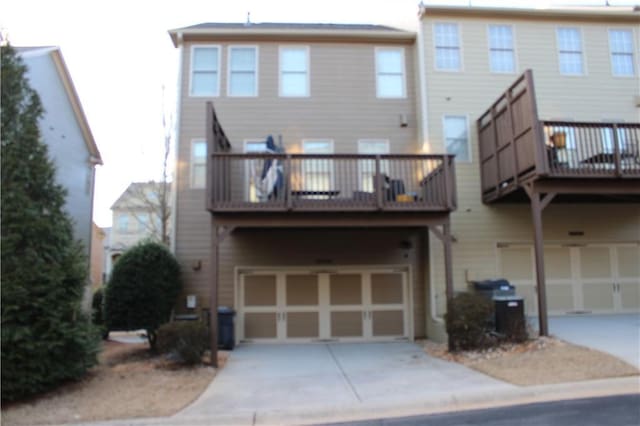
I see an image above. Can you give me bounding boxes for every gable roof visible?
[111,181,171,210]
[16,46,103,165]
[168,22,416,47]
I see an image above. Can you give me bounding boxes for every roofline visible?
[48,48,103,165]
[418,5,639,22]
[168,27,416,47]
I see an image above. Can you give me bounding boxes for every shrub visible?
[91,288,108,339]
[104,241,181,349]
[445,292,495,352]
[1,45,99,401]
[157,321,209,365]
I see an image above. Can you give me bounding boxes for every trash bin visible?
[472,279,515,301]
[493,296,525,338]
[217,306,236,350]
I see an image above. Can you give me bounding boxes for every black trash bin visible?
[217,306,236,350]
[494,296,526,339]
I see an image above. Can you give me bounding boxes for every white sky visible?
[1,0,635,227]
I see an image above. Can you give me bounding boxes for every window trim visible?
[486,24,517,74]
[556,27,587,76]
[608,27,636,77]
[279,45,310,97]
[189,45,221,97]
[357,139,390,191]
[433,22,463,72]
[442,115,472,163]
[190,139,207,189]
[227,45,259,97]
[374,47,407,99]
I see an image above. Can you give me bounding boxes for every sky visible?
[1,0,635,227]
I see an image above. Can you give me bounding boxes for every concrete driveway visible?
[549,314,640,369]
[177,342,513,422]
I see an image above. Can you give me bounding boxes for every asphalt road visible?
[319,394,640,426]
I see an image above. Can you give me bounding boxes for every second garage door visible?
[237,268,411,343]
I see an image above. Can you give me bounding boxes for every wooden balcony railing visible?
[477,70,640,202]
[208,153,457,213]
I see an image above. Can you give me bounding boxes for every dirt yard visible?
[1,339,225,425]
[423,337,639,386]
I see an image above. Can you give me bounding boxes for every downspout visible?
[169,32,183,254]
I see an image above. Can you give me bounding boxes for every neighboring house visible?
[168,22,456,345]
[168,6,639,346]
[18,46,103,311]
[90,223,106,290]
[107,182,172,273]
[418,5,639,339]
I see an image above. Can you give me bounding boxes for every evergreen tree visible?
[1,45,99,401]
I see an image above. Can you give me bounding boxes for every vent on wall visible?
[568,231,585,236]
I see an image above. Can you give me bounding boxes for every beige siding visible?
[421,12,640,339]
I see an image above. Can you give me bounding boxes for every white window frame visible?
[487,24,516,74]
[433,22,462,72]
[357,139,390,191]
[608,28,635,77]
[279,46,310,97]
[244,139,269,202]
[375,47,406,98]
[190,139,207,189]
[442,115,471,163]
[227,45,259,97]
[556,27,585,76]
[117,214,129,233]
[302,139,335,193]
[189,45,221,97]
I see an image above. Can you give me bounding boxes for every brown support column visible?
[529,190,549,337]
[209,217,219,367]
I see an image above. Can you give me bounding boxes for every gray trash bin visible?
[217,306,236,350]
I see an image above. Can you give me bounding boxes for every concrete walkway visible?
[548,314,640,369]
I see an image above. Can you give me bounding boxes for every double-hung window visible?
[190,46,220,96]
[302,140,333,195]
[609,29,635,76]
[191,140,207,189]
[280,46,309,97]
[375,48,405,98]
[228,46,258,96]
[557,28,584,75]
[488,25,515,73]
[443,116,470,162]
[358,140,390,192]
[434,23,461,71]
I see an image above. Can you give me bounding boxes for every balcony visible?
[477,70,640,203]
[208,153,457,214]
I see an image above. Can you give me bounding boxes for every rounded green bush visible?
[104,241,181,348]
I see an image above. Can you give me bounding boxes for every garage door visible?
[237,268,410,343]
[498,243,640,315]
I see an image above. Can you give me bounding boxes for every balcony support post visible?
[429,220,454,303]
[523,183,556,337]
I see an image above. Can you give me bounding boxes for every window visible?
[136,213,149,232]
[117,214,129,233]
[434,23,461,71]
[358,140,390,192]
[375,48,405,98]
[245,139,268,202]
[302,140,333,194]
[443,116,470,162]
[609,29,634,76]
[190,46,220,96]
[488,25,515,73]
[191,140,207,188]
[280,47,309,97]
[557,28,584,75]
[228,46,258,96]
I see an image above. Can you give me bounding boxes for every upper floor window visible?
[190,46,220,96]
[443,115,470,162]
[228,46,258,97]
[191,140,207,189]
[375,47,406,98]
[136,213,149,232]
[488,25,515,73]
[280,46,309,97]
[117,214,129,233]
[609,29,635,76]
[358,139,390,191]
[434,23,461,71]
[557,28,584,75]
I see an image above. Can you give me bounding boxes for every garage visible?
[498,243,640,316]
[236,267,411,343]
